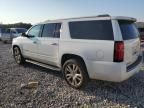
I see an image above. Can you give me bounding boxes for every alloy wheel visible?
[65,63,83,87]
[14,47,21,64]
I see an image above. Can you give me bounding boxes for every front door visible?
[22,25,43,60]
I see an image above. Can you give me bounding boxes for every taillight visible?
[114,41,124,62]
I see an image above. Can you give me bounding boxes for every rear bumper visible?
[86,56,142,82]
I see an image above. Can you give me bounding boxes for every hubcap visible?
[14,47,21,63]
[65,63,83,87]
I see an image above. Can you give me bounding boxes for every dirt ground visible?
[0,41,144,108]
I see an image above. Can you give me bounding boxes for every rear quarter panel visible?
[59,20,115,66]
[59,40,114,63]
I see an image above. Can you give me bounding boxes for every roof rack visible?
[42,14,111,23]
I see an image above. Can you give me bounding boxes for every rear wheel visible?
[13,47,25,64]
[62,59,89,89]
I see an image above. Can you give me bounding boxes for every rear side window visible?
[69,20,113,40]
[42,23,61,38]
[119,20,139,40]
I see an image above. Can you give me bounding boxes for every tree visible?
[136,22,144,28]
[0,22,32,30]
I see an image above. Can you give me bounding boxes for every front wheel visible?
[3,41,7,44]
[62,59,89,89]
[13,47,25,64]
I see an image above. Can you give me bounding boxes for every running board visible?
[26,60,61,71]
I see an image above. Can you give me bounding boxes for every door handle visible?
[51,43,58,46]
[33,41,37,44]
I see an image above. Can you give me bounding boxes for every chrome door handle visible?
[51,43,58,46]
[33,41,37,44]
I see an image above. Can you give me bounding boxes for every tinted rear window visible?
[138,28,144,32]
[119,20,139,40]
[69,20,114,40]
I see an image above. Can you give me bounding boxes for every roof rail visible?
[97,14,110,17]
[42,14,111,24]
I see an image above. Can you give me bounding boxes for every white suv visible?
[12,15,142,88]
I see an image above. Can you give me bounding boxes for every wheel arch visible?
[61,53,89,77]
[12,44,23,55]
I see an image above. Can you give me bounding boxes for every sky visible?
[0,0,144,24]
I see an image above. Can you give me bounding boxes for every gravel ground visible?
[0,41,144,108]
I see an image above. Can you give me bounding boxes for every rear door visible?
[37,23,61,66]
[118,20,140,66]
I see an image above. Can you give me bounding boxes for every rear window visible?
[69,20,114,40]
[138,28,144,33]
[119,20,139,40]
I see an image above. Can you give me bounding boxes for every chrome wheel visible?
[65,63,83,87]
[14,47,21,64]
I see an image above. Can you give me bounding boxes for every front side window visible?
[69,20,113,40]
[28,25,42,37]
[42,23,61,38]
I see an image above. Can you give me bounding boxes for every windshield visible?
[16,29,27,33]
[119,20,139,40]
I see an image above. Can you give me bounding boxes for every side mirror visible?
[21,32,27,37]
[22,33,35,38]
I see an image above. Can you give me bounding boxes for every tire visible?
[13,46,25,64]
[62,59,89,89]
[3,41,7,44]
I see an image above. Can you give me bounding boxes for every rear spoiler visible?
[112,16,136,22]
